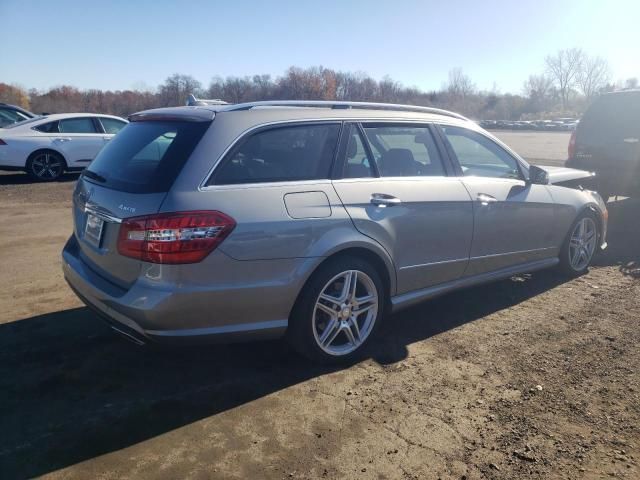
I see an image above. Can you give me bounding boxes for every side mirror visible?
[528,165,549,185]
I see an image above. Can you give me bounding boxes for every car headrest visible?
[380,148,417,176]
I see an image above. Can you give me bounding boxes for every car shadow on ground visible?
[0,171,80,185]
[1,199,638,479]
[593,197,640,275]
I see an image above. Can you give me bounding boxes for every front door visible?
[332,123,474,295]
[438,125,556,276]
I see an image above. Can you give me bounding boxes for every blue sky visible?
[1,0,638,94]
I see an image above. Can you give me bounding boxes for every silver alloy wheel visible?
[568,217,597,271]
[31,152,63,179]
[312,270,379,356]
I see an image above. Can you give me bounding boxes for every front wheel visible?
[559,211,599,276]
[287,257,385,364]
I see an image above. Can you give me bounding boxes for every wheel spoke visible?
[319,293,341,309]
[319,319,340,347]
[349,317,361,340]
[337,271,354,302]
[316,301,337,317]
[343,323,357,346]
[571,247,581,267]
[353,303,376,316]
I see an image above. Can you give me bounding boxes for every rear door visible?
[74,119,211,288]
[331,123,474,295]
[438,125,556,275]
[56,117,106,167]
[575,92,640,194]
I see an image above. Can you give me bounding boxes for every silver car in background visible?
[62,101,607,363]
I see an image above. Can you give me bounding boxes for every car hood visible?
[537,165,595,184]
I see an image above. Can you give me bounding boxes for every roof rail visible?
[222,100,468,120]
[186,94,229,107]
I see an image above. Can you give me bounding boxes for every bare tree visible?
[446,68,476,99]
[545,48,585,110]
[158,74,202,107]
[577,56,611,99]
[523,74,553,100]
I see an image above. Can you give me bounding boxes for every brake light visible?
[117,211,235,264]
[568,130,576,159]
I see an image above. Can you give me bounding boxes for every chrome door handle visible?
[54,138,71,142]
[477,193,498,205]
[623,138,639,144]
[371,193,402,206]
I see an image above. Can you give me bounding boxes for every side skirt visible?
[390,257,559,313]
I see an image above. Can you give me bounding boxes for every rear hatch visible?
[73,116,212,289]
[573,91,640,182]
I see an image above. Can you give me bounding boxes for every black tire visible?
[558,210,600,277]
[287,256,386,364]
[26,150,66,181]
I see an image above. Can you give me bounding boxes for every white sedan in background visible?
[0,113,127,181]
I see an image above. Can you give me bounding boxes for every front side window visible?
[441,125,522,179]
[100,117,127,134]
[59,118,98,134]
[212,123,340,185]
[362,125,446,177]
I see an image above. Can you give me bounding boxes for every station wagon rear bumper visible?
[61,235,311,345]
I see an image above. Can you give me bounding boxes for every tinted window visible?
[343,125,375,178]
[85,121,210,193]
[579,92,640,141]
[59,118,97,134]
[34,121,59,133]
[100,117,127,134]
[212,124,340,185]
[363,125,445,177]
[0,109,29,127]
[442,126,521,179]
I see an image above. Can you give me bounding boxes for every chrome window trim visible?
[198,117,469,191]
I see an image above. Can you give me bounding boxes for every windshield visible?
[84,120,211,193]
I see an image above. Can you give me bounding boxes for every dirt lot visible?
[493,131,571,167]
[1,136,639,479]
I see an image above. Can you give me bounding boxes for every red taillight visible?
[568,130,576,159]
[0,139,7,145]
[117,210,236,264]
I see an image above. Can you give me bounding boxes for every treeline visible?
[1,48,637,120]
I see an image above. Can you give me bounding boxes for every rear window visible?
[211,123,341,185]
[579,92,640,140]
[84,121,210,193]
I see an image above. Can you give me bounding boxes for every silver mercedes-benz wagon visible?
[62,101,607,363]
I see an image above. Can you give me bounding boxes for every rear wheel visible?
[26,151,65,181]
[287,257,385,364]
[559,211,599,276]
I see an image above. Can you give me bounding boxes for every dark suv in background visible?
[567,90,640,200]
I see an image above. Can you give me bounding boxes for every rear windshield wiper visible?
[83,169,107,183]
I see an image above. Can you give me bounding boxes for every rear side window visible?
[100,117,127,134]
[579,93,640,141]
[59,118,98,133]
[212,123,340,185]
[34,121,59,133]
[85,121,210,193]
[363,125,446,177]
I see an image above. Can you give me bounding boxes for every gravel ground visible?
[493,131,571,167]
[1,132,638,479]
